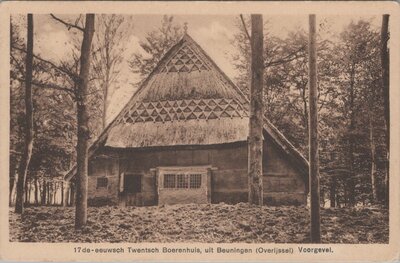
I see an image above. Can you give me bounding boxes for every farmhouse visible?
[64,33,309,206]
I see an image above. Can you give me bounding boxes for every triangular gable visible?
[65,34,309,184]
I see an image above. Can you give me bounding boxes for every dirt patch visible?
[9,203,388,243]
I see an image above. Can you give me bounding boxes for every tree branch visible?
[11,44,79,81]
[10,149,23,156]
[265,46,306,67]
[34,80,75,95]
[10,53,25,76]
[50,14,84,32]
[239,14,251,43]
[16,77,75,96]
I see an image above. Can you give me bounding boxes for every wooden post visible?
[15,14,34,214]
[248,14,264,206]
[75,14,95,229]
[308,14,321,243]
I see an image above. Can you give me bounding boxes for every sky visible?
[12,14,381,123]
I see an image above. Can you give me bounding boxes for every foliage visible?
[9,15,105,186]
[128,15,183,77]
[231,17,388,206]
[9,204,388,243]
[10,17,76,183]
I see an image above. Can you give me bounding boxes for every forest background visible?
[9,14,389,208]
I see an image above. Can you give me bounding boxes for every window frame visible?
[158,166,209,190]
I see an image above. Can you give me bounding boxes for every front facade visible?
[66,34,309,206]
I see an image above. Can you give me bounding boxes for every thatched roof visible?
[105,34,248,148]
[108,118,249,148]
[65,33,309,182]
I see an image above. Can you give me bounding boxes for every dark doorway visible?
[124,174,142,193]
[123,174,142,206]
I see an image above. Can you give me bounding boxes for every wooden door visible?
[123,173,142,206]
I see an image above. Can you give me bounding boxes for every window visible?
[189,174,202,188]
[164,174,176,188]
[177,174,189,188]
[96,177,108,188]
[124,174,142,193]
[162,173,202,189]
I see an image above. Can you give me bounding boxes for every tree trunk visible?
[63,181,70,207]
[381,14,389,208]
[301,86,309,139]
[41,180,46,205]
[308,14,321,243]
[347,61,356,207]
[9,160,18,206]
[49,183,53,205]
[320,187,325,207]
[369,117,378,203]
[25,181,31,205]
[61,181,64,206]
[34,177,39,205]
[23,181,28,204]
[47,182,50,205]
[70,183,76,206]
[330,176,336,208]
[51,182,55,205]
[75,14,95,229]
[248,14,264,206]
[39,182,45,205]
[15,14,34,214]
[54,182,58,205]
[102,76,109,128]
[9,176,16,206]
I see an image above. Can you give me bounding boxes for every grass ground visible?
[9,203,388,243]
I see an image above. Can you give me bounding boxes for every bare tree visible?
[75,14,95,229]
[45,14,95,228]
[15,14,34,214]
[380,14,389,207]
[308,14,321,243]
[369,116,378,202]
[92,15,131,128]
[248,14,264,206]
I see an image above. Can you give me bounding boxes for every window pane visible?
[164,174,176,188]
[189,174,202,188]
[176,174,188,188]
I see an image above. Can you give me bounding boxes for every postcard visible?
[0,1,399,262]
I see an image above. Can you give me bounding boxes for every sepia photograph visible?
[1,1,399,262]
